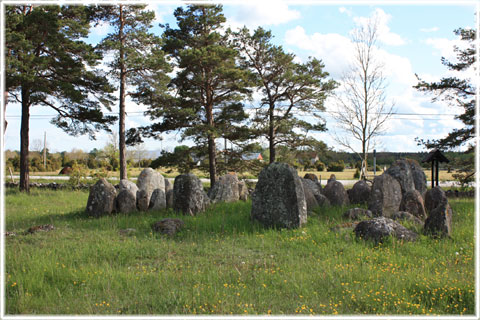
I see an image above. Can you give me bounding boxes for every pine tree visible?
[96,4,170,179]
[129,5,251,187]
[235,27,337,163]
[5,5,116,192]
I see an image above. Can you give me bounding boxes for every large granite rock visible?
[424,201,452,238]
[116,189,137,213]
[209,173,240,203]
[86,178,116,217]
[136,168,165,204]
[301,178,328,212]
[348,180,371,204]
[424,186,453,238]
[118,179,138,199]
[149,188,166,211]
[303,173,318,182]
[385,159,427,196]
[136,189,149,212]
[354,216,418,243]
[173,173,210,215]
[424,186,448,214]
[399,190,427,219]
[251,162,307,229]
[323,180,349,206]
[368,174,402,217]
[166,189,174,209]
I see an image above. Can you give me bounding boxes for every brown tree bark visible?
[118,5,127,180]
[19,87,30,192]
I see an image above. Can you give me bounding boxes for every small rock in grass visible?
[26,224,55,234]
[343,208,373,220]
[152,218,185,236]
[354,216,418,243]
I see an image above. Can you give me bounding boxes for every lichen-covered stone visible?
[116,189,137,213]
[238,180,249,201]
[209,173,240,203]
[149,188,166,211]
[323,180,349,206]
[368,174,402,217]
[118,179,138,199]
[173,173,210,215]
[136,168,165,204]
[86,178,116,217]
[251,162,307,229]
[152,218,184,236]
[136,189,149,212]
[385,159,426,196]
[348,180,371,204]
[354,216,418,243]
[425,186,448,214]
[399,190,427,219]
[166,189,174,209]
[424,202,452,238]
[390,211,423,225]
[303,173,318,182]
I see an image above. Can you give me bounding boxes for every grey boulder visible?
[149,188,166,211]
[251,162,307,229]
[209,173,240,203]
[368,173,402,217]
[173,173,210,215]
[86,178,116,217]
[348,180,371,204]
[137,168,165,204]
[354,216,418,243]
[116,189,137,213]
[323,180,349,206]
[343,208,373,220]
[399,190,427,219]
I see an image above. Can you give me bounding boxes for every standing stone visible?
[137,168,165,204]
[385,159,427,196]
[399,190,427,219]
[166,189,174,209]
[390,211,423,225]
[251,162,307,229]
[149,188,166,211]
[209,173,240,203]
[354,216,418,243]
[173,173,210,215]
[86,178,116,217]
[238,180,249,201]
[165,178,172,193]
[118,179,138,199]
[348,180,371,204]
[323,180,349,206]
[424,186,448,214]
[327,174,336,184]
[408,159,427,196]
[116,189,137,213]
[368,173,402,217]
[136,189,149,212]
[301,178,327,212]
[424,201,452,238]
[303,173,318,182]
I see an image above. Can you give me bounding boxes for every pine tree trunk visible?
[206,102,217,187]
[118,5,127,180]
[19,87,30,192]
[269,105,275,164]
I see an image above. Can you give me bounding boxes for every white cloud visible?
[339,7,353,17]
[353,8,406,46]
[420,27,439,33]
[226,2,300,30]
[90,21,111,37]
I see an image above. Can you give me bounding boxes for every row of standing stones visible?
[86,159,452,241]
[250,159,452,243]
[86,168,248,235]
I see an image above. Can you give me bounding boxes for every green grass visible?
[4,189,475,315]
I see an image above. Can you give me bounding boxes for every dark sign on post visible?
[422,148,450,188]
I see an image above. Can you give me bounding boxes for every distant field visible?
[4,189,475,316]
[13,167,458,182]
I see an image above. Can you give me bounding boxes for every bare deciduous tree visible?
[332,17,394,179]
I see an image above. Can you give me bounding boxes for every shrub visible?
[327,160,345,172]
[315,161,325,172]
[353,168,360,179]
[67,163,88,187]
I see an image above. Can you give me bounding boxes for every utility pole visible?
[43,131,47,169]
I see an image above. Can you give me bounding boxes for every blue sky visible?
[3,1,478,154]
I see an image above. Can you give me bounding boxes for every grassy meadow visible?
[4,188,475,315]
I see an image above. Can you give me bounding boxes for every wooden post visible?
[435,159,439,187]
[431,161,434,188]
[9,167,14,183]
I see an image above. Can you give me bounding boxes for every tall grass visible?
[4,188,475,315]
